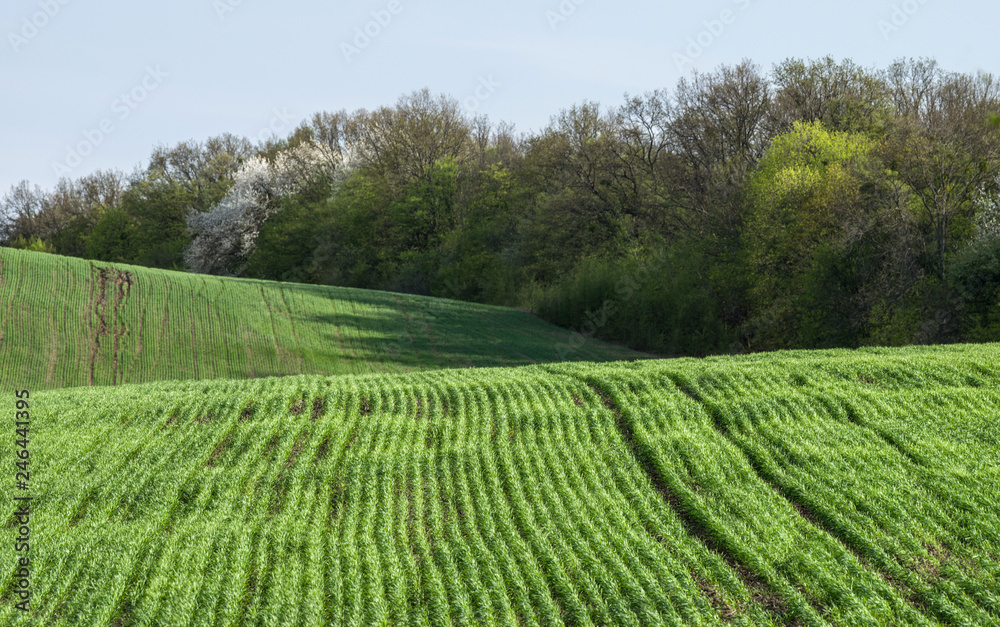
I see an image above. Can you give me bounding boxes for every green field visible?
[0,248,642,390]
[2,344,998,625]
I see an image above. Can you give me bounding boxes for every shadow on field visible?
[267,281,646,371]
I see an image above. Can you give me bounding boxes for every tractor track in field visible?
[820,395,927,467]
[87,263,96,386]
[0,257,6,356]
[45,311,57,385]
[580,378,796,625]
[59,261,73,386]
[277,286,305,374]
[124,294,146,384]
[190,318,198,378]
[665,375,948,625]
[261,287,286,370]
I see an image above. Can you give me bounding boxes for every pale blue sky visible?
[2,0,997,194]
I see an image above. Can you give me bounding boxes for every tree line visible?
[4,56,1000,356]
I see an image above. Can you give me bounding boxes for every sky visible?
[1,0,998,195]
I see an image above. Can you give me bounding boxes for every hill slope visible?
[3,344,999,625]
[0,248,643,390]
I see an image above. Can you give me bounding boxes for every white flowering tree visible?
[975,176,1000,242]
[184,141,351,274]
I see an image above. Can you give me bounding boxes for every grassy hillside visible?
[3,344,998,625]
[0,248,642,390]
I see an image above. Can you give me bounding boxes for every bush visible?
[534,245,733,356]
[10,236,56,254]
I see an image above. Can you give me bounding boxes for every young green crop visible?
[0,247,643,390]
[1,330,998,624]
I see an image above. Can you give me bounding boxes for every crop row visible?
[551,344,1000,624]
[0,369,775,625]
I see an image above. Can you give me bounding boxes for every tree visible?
[769,56,890,135]
[85,208,138,263]
[244,176,336,282]
[289,110,356,176]
[950,181,1000,339]
[1,171,127,255]
[8,236,56,254]
[307,168,395,288]
[146,133,254,214]
[185,141,345,274]
[883,63,1000,279]
[744,120,880,347]
[346,89,472,191]
[884,57,940,119]
[525,101,631,246]
[0,181,45,244]
[666,60,772,239]
[613,90,675,232]
[120,172,196,268]
[390,157,459,251]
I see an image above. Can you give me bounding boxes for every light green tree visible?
[744,120,878,347]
